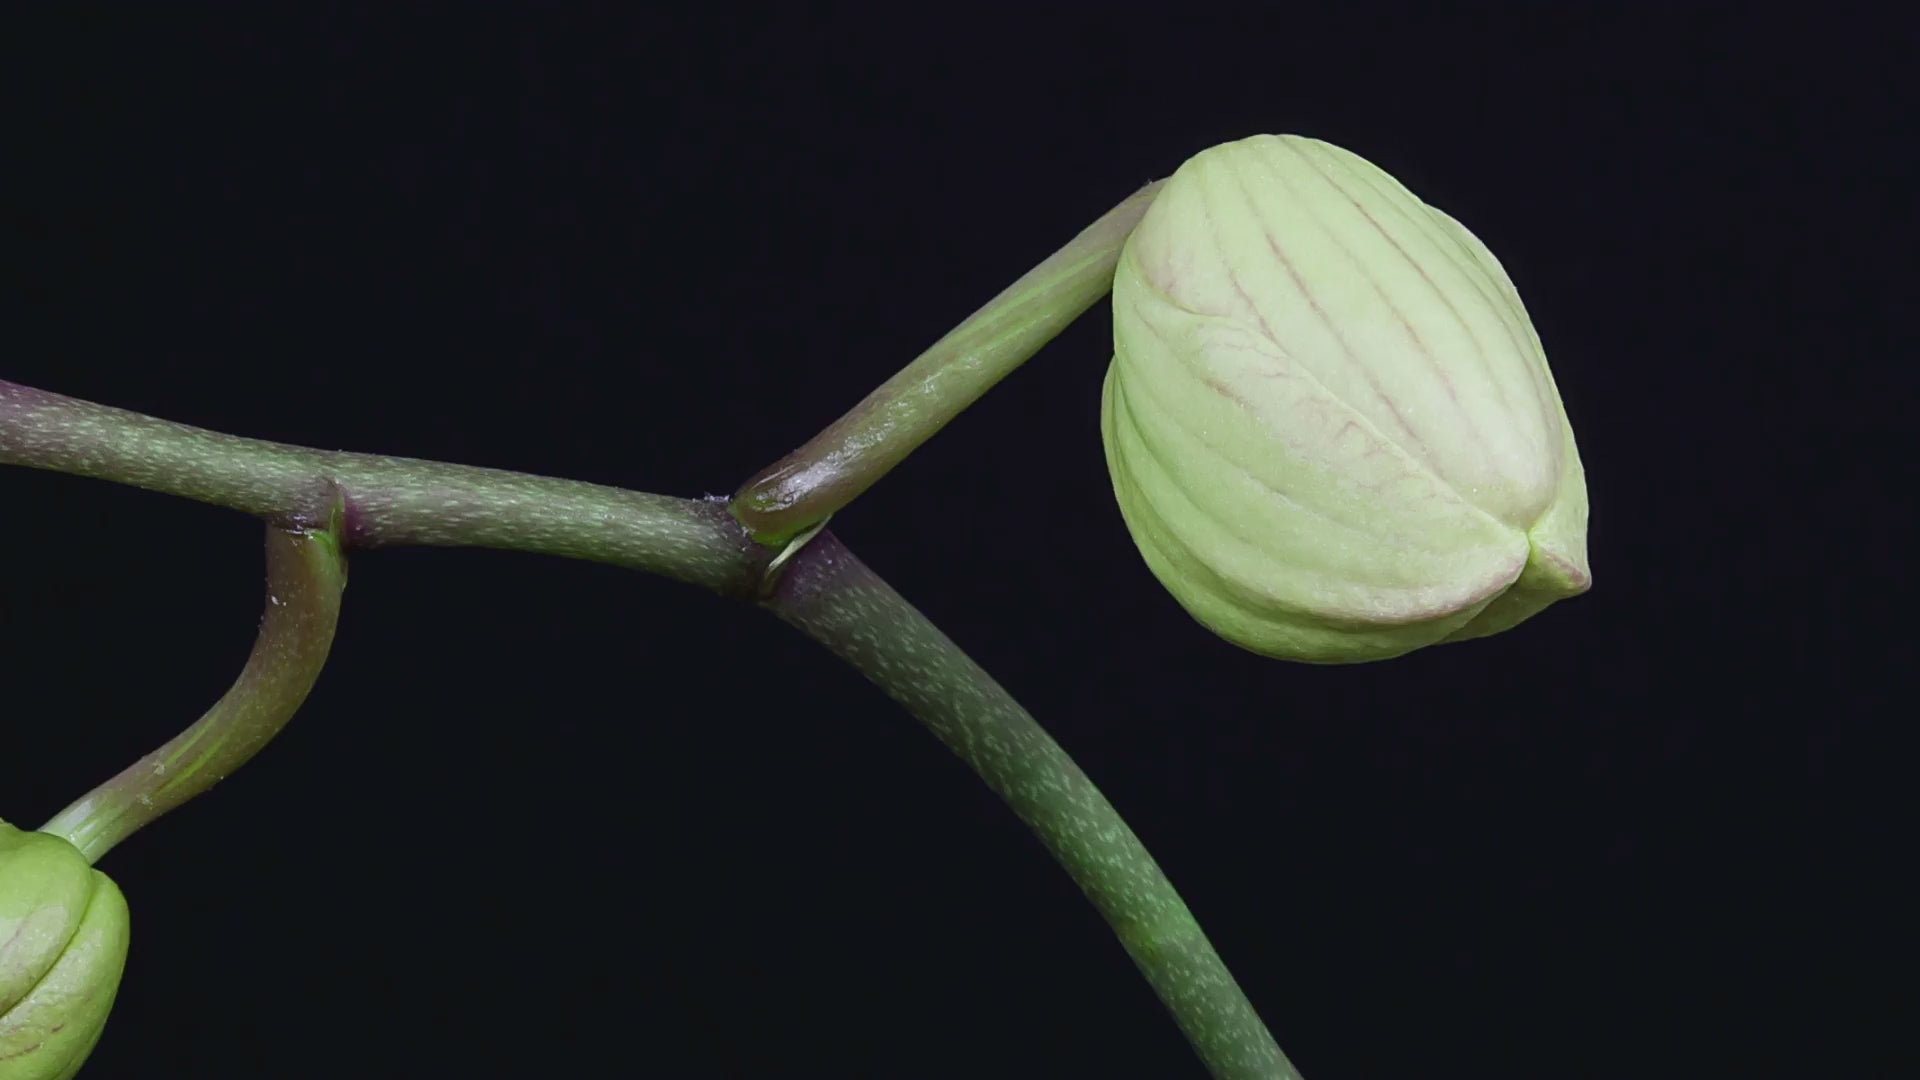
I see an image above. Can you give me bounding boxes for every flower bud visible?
[1,821,130,1080]
[1102,134,1589,663]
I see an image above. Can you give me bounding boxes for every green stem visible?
[765,530,1299,1080]
[0,380,769,596]
[730,180,1163,546]
[3,381,1298,1076]
[40,519,348,863]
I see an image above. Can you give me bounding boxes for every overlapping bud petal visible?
[1102,134,1589,662]
[1,821,129,1080]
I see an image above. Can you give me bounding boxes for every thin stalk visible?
[40,519,348,863]
[0,380,768,597]
[5,382,1299,1075]
[731,180,1163,546]
[765,530,1299,1080]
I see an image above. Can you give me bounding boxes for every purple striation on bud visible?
[1102,134,1590,663]
[1,822,130,1080]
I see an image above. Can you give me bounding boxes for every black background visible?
[2,7,1888,1079]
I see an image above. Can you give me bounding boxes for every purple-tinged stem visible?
[730,180,1163,546]
[40,520,347,863]
[6,379,1299,1075]
[0,380,770,598]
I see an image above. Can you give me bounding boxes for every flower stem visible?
[40,519,348,863]
[730,180,1163,546]
[765,530,1300,1080]
[4,381,1300,1075]
[0,380,769,596]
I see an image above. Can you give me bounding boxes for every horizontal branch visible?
[0,380,771,597]
[4,376,1297,1077]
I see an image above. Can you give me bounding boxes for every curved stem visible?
[40,518,348,863]
[0,380,769,597]
[5,380,1298,1074]
[731,180,1162,546]
[765,531,1300,1080]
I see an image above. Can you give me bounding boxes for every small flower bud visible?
[1,821,130,1080]
[1102,134,1589,662]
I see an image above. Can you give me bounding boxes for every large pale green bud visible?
[0,821,130,1080]
[1102,134,1590,663]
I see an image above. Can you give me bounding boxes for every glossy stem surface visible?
[765,530,1299,1080]
[41,521,348,863]
[731,180,1163,545]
